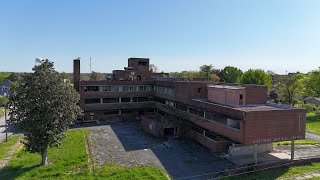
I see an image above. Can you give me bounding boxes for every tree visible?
[240,69,272,88]
[303,70,320,97]
[199,64,213,81]
[90,71,105,80]
[0,96,8,106]
[277,74,304,106]
[268,89,279,103]
[220,66,243,83]
[0,72,10,82]
[149,64,159,72]
[8,60,82,166]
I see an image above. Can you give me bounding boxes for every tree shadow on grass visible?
[0,164,40,180]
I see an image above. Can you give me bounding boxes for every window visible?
[103,98,119,103]
[189,108,204,118]
[240,94,243,100]
[84,86,99,92]
[197,88,202,93]
[85,98,100,104]
[104,110,119,115]
[138,61,147,66]
[121,97,131,102]
[176,103,188,112]
[191,126,203,135]
[102,86,119,92]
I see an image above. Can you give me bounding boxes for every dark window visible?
[121,97,131,102]
[85,98,100,104]
[121,110,133,114]
[132,97,138,102]
[103,98,119,103]
[176,103,188,112]
[205,112,227,125]
[240,94,243,100]
[104,111,119,115]
[191,126,203,134]
[197,87,202,93]
[84,86,99,91]
[205,131,217,140]
[189,108,204,118]
[154,97,166,104]
[138,61,147,66]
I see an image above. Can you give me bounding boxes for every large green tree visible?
[0,72,10,82]
[277,74,304,106]
[220,66,243,83]
[8,60,82,166]
[240,69,272,88]
[90,71,105,80]
[303,70,320,97]
[0,96,8,106]
[199,64,213,81]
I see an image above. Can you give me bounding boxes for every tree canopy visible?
[240,69,272,88]
[303,70,320,97]
[8,60,82,166]
[277,74,304,106]
[220,66,243,83]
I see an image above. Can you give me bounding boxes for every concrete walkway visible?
[0,137,21,169]
[306,132,320,142]
[280,172,320,180]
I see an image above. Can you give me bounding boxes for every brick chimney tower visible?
[73,58,80,92]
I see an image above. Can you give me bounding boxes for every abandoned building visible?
[73,58,306,157]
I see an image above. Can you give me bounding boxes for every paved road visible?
[306,132,320,142]
[0,113,11,143]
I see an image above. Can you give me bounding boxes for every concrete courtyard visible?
[85,121,230,179]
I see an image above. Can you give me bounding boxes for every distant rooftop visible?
[207,85,245,90]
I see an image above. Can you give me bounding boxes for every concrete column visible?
[291,140,295,160]
[187,107,190,113]
[203,130,206,136]
[253,144,258,165]
[130,97,133,103]
[119,110,122,115]
[119,97,122,103]
[100,98,103,104]
[204,112,206,119]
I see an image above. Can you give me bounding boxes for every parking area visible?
[86,121,229,179]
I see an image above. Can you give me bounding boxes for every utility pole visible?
[4,102,7,142]
[90,57,92,73]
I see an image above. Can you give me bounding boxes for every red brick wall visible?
[244,109,306,144]
[244,85,268,104]
[187,131,231,152]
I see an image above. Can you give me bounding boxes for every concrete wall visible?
[228,143,273,156]
[141,116,164,138]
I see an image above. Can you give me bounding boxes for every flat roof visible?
[207,85,245,90]
[193,99,298,112]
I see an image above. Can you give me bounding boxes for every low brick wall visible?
[141,116,164,138]
[187,130,231,152]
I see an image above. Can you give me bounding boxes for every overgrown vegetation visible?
[306,112,320,135]
[0,135,20,160]
[0,129,168,180]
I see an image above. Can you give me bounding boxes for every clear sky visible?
[0,0,320,74]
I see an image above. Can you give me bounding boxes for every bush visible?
[295,103,318,113]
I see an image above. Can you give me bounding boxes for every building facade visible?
[74,58,306,153]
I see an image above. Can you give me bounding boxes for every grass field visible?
[224,162,320,180]
[306,112,320,135]
[274,139,320,145]
[0,129,168,180]
[0,135,20,160]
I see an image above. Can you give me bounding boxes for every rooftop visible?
[207,85,245,90]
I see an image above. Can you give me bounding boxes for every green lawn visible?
[0,135,20,160]
[306,112,320,135]
[224,162,320,180]
[273,139,320,146]
[0,129,168,180]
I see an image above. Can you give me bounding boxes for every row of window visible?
[84,97,153,104]
[84,85,153,92]
[83,85,175,94]
[156,86,174,95]
[154,97,240,130]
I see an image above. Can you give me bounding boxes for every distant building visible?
[0,79,12,96]
[304,96,320,106]
[73,58,306,156]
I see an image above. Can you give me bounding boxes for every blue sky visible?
[0,0,320,74]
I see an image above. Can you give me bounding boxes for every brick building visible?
[74,58,306,155]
